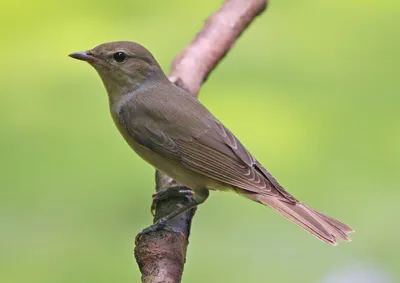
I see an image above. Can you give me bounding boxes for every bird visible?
[69,41,353,245]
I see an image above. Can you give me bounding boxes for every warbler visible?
[70,41,353,245]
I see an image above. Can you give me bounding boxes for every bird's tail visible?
[254,195,354,245]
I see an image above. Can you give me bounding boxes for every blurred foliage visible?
[0,0,399,282]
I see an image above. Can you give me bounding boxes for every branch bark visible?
[134,1,268,282]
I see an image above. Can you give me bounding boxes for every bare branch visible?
[170,0,268,95]
[134,1,268,282]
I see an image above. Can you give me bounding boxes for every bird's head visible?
[70,41,166,99]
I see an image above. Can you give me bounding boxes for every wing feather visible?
[117,90,296,202]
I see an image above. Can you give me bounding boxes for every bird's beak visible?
[69,51,96,62]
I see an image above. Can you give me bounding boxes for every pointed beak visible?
[69,51,95,62]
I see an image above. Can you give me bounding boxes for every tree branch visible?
[134,1,268,282]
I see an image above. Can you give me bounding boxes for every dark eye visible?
[113,52,127,62]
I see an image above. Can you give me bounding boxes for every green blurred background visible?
[1,0,399,282]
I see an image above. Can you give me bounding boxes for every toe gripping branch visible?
[135,171,209,244]
[134,172,209,280]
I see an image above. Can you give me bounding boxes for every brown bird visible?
[70,41,354,245]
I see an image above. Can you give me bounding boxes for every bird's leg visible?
[151,185,195,216]
[137,188,209,243]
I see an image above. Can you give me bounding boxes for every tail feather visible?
[256,196,353,245]
[312,209,354,233]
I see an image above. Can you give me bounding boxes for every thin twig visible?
[134,1,268,282]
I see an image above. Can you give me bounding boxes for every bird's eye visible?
[113,52,127,62]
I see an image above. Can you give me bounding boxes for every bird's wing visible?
[117,87,296,202]
[119,95,297,203]
[194,119,297,202]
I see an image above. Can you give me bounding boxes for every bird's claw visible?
[150,188,195,216]
[135,221,185,245]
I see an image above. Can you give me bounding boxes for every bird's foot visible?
[135,220,185,244]
[151,187,195,216]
